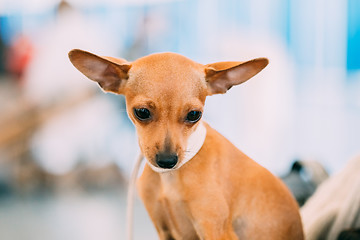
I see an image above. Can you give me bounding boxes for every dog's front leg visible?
[188,197,238,240]
[144,201,177,240]
[157,228,175,240]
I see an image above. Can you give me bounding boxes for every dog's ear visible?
[68,49,131,94]
[204,58,269,95]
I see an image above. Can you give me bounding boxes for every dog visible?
[69,49,304,240]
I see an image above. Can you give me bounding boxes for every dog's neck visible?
[147,121,207,173]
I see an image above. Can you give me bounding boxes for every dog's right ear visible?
[68,49,131,94]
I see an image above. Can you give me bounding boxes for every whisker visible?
[184,150,196,153]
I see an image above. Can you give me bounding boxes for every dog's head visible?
[69,50,268,171]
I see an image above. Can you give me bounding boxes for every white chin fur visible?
[147,121,207,173]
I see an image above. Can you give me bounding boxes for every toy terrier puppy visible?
[69,49,303,240]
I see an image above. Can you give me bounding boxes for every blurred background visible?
[0,0,359,239]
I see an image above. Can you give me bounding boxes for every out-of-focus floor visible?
[0,190,157,240]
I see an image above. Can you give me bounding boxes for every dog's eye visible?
[134,108,151,121]
[186,111,202,123]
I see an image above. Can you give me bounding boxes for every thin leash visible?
[126,153,144,240]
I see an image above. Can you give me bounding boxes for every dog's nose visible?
[156,153,178,169]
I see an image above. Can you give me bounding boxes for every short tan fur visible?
[69,49,303,240]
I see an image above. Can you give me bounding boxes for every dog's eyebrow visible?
[183,100,204,112]
[133,100,156,110]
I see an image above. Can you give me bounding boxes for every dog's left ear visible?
[204,58,269,95]
[68,49,131,94]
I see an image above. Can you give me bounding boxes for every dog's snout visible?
[156,153,178,169]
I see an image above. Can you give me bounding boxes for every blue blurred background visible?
[0,0,359,239]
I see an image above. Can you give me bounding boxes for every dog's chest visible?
[160,173,182,200]
[159,173,197,238]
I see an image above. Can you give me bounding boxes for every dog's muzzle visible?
[147,121,207,173]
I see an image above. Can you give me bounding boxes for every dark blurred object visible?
[56,0,72,15]
[338,229,360,240]
[0,28,6,75]
[53,162,127,192]
[301,155,360,240]
[0,177,12,197]
[281,160,329,206]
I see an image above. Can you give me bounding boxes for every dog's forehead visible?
[132,52,201,69]
[126,52,206,96]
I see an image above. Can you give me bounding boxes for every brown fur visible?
[69,49,304,240]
